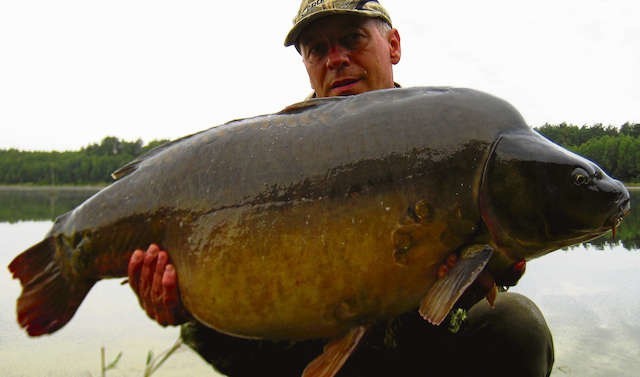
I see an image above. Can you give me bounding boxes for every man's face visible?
[298,15,401,98]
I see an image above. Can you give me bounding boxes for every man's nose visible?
[326,44,350,70]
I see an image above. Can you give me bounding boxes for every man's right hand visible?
[128,244,191,326]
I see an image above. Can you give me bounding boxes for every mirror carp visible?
[9,87,630,377]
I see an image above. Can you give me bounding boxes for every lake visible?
[1,187,639,376]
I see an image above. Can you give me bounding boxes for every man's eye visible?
[307,43,328,58]
[342,33,365,49]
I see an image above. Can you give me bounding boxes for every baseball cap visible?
[284,0,392,47]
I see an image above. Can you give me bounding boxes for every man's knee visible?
[460,292,554,377]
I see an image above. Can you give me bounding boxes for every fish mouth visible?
[552,195,630,244]
[606,197,631,238]
[487,196,631,260]
[609,195,630,224]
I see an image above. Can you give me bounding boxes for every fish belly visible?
[174,191,461,340]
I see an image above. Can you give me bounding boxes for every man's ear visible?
[389,29,401,64]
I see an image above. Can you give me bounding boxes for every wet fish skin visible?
[8,87,629,342]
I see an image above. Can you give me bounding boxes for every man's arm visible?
[128,244,191,325]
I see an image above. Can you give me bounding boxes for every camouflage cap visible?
[284,0,392,47]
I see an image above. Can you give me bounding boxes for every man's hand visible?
[128,244,190,326]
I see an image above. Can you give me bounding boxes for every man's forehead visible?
[299,15,373,43]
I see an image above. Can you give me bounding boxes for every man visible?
[128,1,555,376]
[289,1,400,98]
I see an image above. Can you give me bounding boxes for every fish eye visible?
[572,168,590,186]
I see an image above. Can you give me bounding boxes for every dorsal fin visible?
[113,97,340,180]
[110,130,207,180]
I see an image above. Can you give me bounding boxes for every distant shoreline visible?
[0,185,104,191]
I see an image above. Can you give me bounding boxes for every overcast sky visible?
[1,1,638,151]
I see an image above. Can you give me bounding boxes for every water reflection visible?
[512,243,640,377]
[0,187,99,223]
[588,188,640,250]
[1,221,216,377]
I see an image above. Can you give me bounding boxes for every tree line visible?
[1,122,640,185]
[0,137,168,185]
[536,122,640,182]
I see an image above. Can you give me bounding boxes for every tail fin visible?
[8,238,95,336]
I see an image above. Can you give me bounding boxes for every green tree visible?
[0,137,169,185]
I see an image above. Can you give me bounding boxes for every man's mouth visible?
[331,78,360,90]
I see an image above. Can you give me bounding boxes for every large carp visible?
[9,87,629,376]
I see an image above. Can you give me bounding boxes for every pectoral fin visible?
[419,245,493,325]
[301,325,367,377]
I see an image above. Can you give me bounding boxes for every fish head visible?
[479,130,630,261]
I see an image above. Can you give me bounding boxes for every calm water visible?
[1,188,639,376]
[0,188,216,377]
